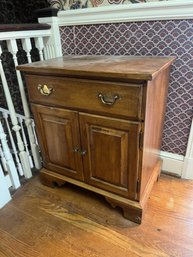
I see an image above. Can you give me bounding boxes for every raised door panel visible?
[31,104,83,180]
[79,113,141,199]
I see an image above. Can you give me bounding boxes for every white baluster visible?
[47,45,51,59]
[0,144,8,172]
[51,45,55,58]
[35,37,44,61]
[0,163,11,208]
[0,44,32,179]
[32,120,38,145]
[0,120,20,189]
[3,112,23,176]
[7,39,42,170]
[19,117,33,168]
[43,37,51,59]
[43,45,48,60]
[21,38,32,63]
[49,45,54,58]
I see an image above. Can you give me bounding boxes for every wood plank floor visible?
[0,175,193,257]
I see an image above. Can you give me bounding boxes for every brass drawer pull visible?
[98,92,119,106]
[37,84,53,96]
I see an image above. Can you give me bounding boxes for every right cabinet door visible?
[79,113,141,199]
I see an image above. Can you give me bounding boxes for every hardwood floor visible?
[0,175,193,257]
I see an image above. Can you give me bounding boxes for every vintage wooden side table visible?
[18,55,175,223]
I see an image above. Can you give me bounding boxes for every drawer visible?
[26,75,144,120]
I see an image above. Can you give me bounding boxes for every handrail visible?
[0,20,62,206]
[0,23,51,32]
[0,23,54,180]
[0,24,52,40]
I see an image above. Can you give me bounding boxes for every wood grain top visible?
[17,55,175,81]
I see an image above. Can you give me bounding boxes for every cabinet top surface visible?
[17,55,175,81]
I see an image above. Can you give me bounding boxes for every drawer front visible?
[26,75,143,120]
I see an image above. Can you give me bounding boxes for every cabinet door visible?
[32,104,84,180]
[79,113,140,199]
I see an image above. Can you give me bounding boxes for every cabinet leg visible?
[105,197,117,208]
[157,173,161,182]
[157,159,163,182]
[122,206,142,224]
[105,197,142,224]
[40,172,66,188]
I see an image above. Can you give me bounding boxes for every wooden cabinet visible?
[18,55,175,223]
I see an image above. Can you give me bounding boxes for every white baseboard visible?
[160,151,184,177]
[182,157,193,179]
[182,119,193,179]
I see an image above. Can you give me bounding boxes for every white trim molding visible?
[182,119,193,179]
[160,151,184,177]
[57,0,193,26]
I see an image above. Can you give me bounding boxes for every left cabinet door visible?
[32,104,84,181]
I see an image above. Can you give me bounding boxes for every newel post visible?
[35,8,62,59]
